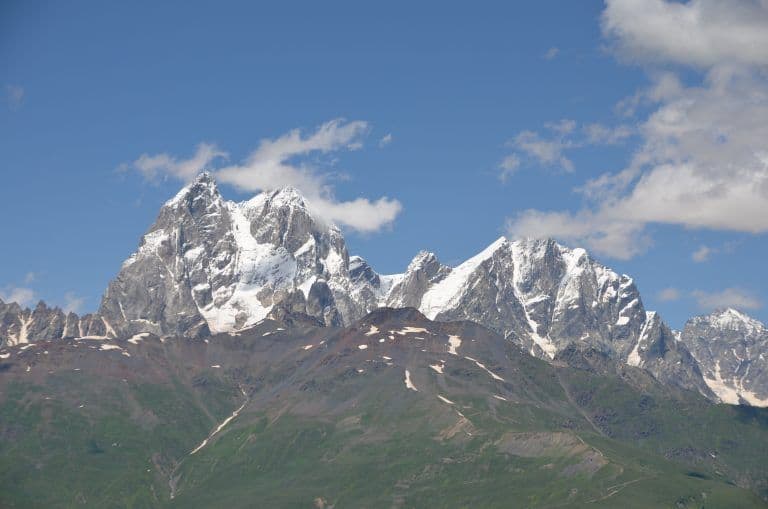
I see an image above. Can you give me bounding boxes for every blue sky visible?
[1,0,767,328]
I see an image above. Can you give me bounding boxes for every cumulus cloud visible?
[691,245,713,263]
[601,0,768,68]
[127,119,402,233]
[0,287,36,307]
[505,0,768,259]
[657,287,681,302]
[62,292,85,313]
[5,85,24,111]
[692,287,762,311]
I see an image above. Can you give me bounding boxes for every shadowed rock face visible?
[679,308,768,405]
[2,174,764,405]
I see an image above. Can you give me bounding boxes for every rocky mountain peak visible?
[704,308,766,334]
[679,308,768,406]
[165,171,222,210]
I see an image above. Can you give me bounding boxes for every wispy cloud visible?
[62,292,85,313]
[498,154,521,183]
[0,287,36,307]
[657,287,681,302]
[23,272,37,284]
[691,245,714,263]
[378,133,393,147]
[5,85,24,111]
[692,288,762,312]
[543,47,560,60]
[131,143,227,183]
[125,119,402,233]
[499,119,634,180]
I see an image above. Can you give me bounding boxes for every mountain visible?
[379,237,713,399]
[1,173,764,406]
[680,308,768,406]
[1,309,767,507]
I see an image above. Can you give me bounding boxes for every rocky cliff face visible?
[0,299,110,346]
[2,173,761,404]
[679,308,768,405]
[379,237,712,398]
[97,173,387,338]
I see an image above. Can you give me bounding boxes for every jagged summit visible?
[704,307,765,333]
[679,308,768,406]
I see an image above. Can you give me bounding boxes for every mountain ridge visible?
[1,173,766,407]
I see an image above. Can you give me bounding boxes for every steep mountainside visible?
[1,309,767,508]
[680,308,768,406]
[378,237,712,398]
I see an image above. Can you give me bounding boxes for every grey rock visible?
[679,308,768,405]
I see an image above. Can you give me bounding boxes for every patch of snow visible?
[358,344,368,350]
[493,395,507,401]
[190,387,248,455]
[404,369,418,391]
[420,237,507,319]
[364,325,380,336]
[448,335,461,355]
[429,363,444,374]
[627,312,654,367]
[704,361,742,405]
[393,326,429,335]
[127,333,151,345]
[464,356,505,381]
[437,395,454,405]
[302,344,314,350]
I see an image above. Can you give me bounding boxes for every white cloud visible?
[0,287,36,307]
[132,143,227,183]
[498,154,521,183]
[504,0,768,259]
[379,133,393,147]
[583,123,634,144]
[62,292,85,313]
[499,120,634,180]
[5,85,24,111]
[657,287,681,302]
[23,272,37,284]
[505,209,649,260]
[507,129,575,173]
[128,119,402,233]
[691,245,713,263]
[602,0,768,68]
[544,47,560,60]
[692,287,762,311]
